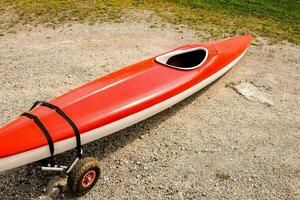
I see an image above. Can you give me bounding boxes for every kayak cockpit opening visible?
[155,47,208,70]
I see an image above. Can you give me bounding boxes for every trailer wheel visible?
[67,157,102,197]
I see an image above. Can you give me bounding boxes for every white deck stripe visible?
[0,48,248,172]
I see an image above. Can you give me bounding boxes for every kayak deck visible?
[0,35,252,161]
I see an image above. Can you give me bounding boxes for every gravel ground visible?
[0,20,299,200]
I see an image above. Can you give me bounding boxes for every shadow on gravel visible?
[0,82,215,199]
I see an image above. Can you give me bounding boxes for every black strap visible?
[21,112,55,158]
[30,101,82,158]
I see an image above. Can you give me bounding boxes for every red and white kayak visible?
[0,35,252,172]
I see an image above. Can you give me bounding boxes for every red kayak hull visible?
[0,35,252,170]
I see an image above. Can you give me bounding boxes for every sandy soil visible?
[0,20,299,200]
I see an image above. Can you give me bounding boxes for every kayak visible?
[0,34,252,172]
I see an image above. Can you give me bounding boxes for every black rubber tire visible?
[67,157,102,197]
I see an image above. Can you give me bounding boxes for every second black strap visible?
[21,112,55,157]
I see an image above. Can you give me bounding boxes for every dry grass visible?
[216,172,231,181]
[0,0,299,44]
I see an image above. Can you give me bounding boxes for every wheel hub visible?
[81,170,96,188]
